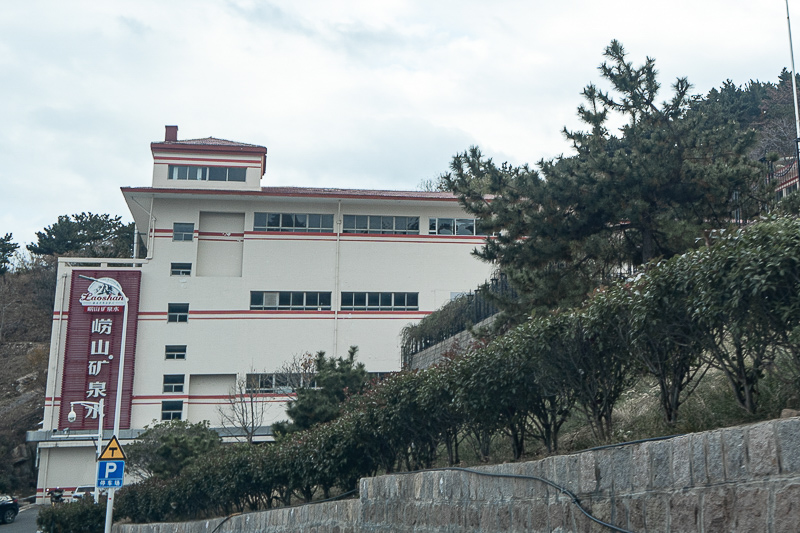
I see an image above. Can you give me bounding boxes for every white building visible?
[29,126,493,502]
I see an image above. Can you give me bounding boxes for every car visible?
[70,485,98,502]
[0,495,19,524]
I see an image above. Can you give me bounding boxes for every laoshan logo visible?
[79,277,125,312]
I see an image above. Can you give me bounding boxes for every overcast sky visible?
[0,0,795,250]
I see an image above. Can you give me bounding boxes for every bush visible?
[37,499,105,533]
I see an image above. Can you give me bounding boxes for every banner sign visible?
[59,270,141,430]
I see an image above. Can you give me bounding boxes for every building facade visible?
[29,126,493,502]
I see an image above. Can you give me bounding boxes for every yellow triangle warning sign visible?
[99,436,126,461]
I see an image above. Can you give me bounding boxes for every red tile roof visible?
[161,137,264,148]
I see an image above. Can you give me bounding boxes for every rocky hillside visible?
[0,341,47,495]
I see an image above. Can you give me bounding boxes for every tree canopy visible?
[126,420,221,479]
[443,41,766,321]
[273,346,368,435]
[0,234,18,276]
[27,212,134,258]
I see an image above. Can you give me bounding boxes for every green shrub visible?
[37,499,105,533]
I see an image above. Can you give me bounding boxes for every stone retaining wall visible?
[115,416,800,533]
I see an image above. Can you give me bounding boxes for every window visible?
[250,291,332,311]
[163,374,185,393]
[340,292,419,311]
[170,263,192,276]
[173,223,194,241]
[167,303,189,323]
[428,217,485,236]
[342,215,420,235]
[165,345,187,360]
[161,400,183,420]
[253,213,334,233]
[169,165,246,182]
[245,373,317,394]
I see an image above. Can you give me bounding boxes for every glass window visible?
[456,218,474,235]
[165,345,186,360]
[173,223,194,242]
[246,373,273,393]
[161,401,183,420]
[167,303,189,323]
[208,167,227,181]
[227,167,246,182]
[170,263,192,276]
[253,213,267,231]
[163,374,185,393]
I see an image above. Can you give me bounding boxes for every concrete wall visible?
[115,416,800,533]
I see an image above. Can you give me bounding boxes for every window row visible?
[172,217,484,241]
[428,217,486,236]
[168,165,246,182]
[340,292,418,311]
[250,291,332,311]
[245,371,391,394]
[253,213,334,233]
[245,373,317,394]
[172,292,420,316]
[342,215,420,235]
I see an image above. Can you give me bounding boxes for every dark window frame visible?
[161,400,183,420]
[165,345,187,360]
[167,303,189,323]
[163,374,185,393]
[172,223,194,242]
[170,263,192,276]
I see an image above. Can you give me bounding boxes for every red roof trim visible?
[122,186,459,202]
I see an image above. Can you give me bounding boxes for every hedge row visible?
[116,216,800,523]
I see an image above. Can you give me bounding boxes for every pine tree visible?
[444,41,766,323]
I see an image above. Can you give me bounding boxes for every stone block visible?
[531,500,549,530]
[568,500,592,533]
[701,486,734,532]
[747,422,779,477]
[590,498,612,526]
[580,451,598,494]
[594,449,614,492]
[632,442,650,491]
[645,495,667,532]
[669,491,699,532]
[497,503,512,530]
[567,454,582,494]
[671,435,691,489]
[733,487,768,532]
[552,455,568,491]
[628,497,646,532]
[774,483,800,533]
[480,503,497,529]
[465,505,481,529]
[650,440,672,490]
[510,502,529,532]
[722,427,747,481]
[611,446,633,492]
[705,431,725,483]
[776,417,800,473]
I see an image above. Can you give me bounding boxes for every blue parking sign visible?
[97,460,125,488]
